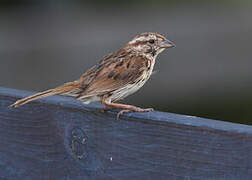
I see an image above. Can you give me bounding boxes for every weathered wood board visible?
[0,87,251,180]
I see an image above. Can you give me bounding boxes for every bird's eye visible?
[149,39,155,44]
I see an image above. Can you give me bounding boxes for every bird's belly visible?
[109,68,153,102]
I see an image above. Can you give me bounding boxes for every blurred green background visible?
[0,0,252,124]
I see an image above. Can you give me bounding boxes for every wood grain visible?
[0,87,251,180]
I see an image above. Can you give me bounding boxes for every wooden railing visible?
[0,86,251,179]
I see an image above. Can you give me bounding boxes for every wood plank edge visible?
[1,86,252,135]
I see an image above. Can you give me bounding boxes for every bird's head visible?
[126,32,175,59]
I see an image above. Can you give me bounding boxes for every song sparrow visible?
[10,32,175,118]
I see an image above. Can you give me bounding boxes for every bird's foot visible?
[100,100,154,119]
[117,107,153,119]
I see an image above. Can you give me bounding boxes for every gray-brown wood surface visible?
[0,87,251,180]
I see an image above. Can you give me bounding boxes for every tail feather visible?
[9,81,81,108]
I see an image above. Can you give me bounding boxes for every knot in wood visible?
[70,127,88,160]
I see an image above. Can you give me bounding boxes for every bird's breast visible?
[109,58,155,102]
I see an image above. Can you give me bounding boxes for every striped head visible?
[126,32,175,59]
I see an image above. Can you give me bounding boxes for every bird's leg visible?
[101,99,153,119]
[100,105,113,112]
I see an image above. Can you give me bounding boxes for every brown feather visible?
[9,81,82,108]
[77,53,149,99]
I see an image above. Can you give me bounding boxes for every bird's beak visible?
[159,39,176,48]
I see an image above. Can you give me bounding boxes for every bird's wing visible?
[77,54,148,99]
[79,49,127,85]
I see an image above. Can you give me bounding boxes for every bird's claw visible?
[117,109,131,119]
[116,107,154,119]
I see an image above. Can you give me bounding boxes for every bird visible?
[9,32,175,118]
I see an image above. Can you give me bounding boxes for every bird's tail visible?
[9,81,82,108]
